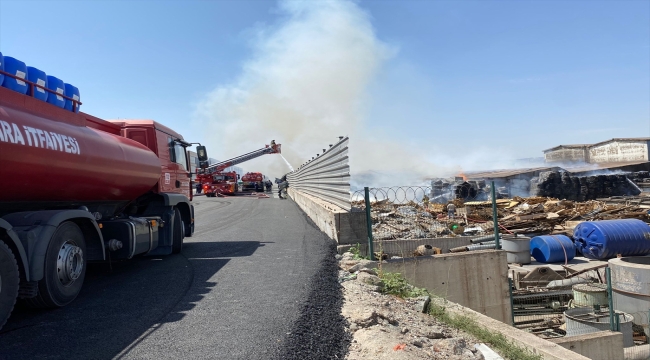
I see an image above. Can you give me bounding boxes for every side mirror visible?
[196,146,208,162]
[237,174,241,180]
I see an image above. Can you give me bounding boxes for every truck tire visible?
[26,222,86,308]
[172,208,184,254]
[0,241,19,330]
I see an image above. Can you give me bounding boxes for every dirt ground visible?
[338,253,494,360]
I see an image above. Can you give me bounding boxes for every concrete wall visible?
[288,188,367,244]
[545,147,587,163]
[589,140,649,163]
[550,331,624,360]
[354,237,475,257]
[382,250,512,324]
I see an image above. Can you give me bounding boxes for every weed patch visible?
[349,243,368,260]
[428,302,542,360]
[378,272,428,298]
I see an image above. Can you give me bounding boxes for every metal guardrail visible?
[286,137,351,211]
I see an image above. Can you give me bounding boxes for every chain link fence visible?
[350,185,499,259]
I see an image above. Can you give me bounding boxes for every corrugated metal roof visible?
[564,160,650,173]
[542,144,590,152]
[465,161,650,180]
[466,167,561,179]
[590,138,650,148]
[543,138,650,152]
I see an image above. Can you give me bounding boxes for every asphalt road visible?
[0,192,348,360]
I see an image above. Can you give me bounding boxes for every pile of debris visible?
[530,171,642,201]
[351,199,484,241]
[488,196,650,235]
[353,194,650,241]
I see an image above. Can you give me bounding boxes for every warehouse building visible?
[544,138,650,164]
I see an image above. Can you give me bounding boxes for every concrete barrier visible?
[382,250,512,324]
[550,331,624,360]
[288,188,366,244]
[432,298,592,360]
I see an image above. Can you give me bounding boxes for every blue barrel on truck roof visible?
[573,219,650,260]
[530,234,575,263]
[27,66,48,102]
[2,56,28,94]
[0,52,4,85]
[64,83,80,112]
[46,75,65,108]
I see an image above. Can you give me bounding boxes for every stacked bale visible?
[531,171,643,200]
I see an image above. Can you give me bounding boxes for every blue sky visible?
[1,0,648,176]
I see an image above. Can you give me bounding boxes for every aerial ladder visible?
[197,141,281,196]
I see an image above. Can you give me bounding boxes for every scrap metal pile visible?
[353,194,650,241]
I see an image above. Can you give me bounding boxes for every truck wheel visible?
[0,241,19,329]
[172,208,184,254]
[27,222,86,308]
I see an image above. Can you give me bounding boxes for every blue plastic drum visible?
[574,219,650,260]
[27,66,48,102]
[46,75,65,108]
[0,52,4,86]
[530,234,575,263]
[64,83,80,112]
[2,56,28,94]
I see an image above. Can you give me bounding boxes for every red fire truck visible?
[0,62,209,329]
[197,142,281,197]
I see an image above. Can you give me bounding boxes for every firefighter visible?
[278,175,288,199]
[447,202,456,219]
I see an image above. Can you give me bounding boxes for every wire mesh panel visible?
[286,137,350,210]
[510,270,606,339]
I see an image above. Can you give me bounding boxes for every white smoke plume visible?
[194,0,439,185]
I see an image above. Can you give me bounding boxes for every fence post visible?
[508,277,515,326]
[364,187,375,261]
[491,181,501,249]
[607,267,615,331]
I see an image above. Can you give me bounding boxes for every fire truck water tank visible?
[64,83,80,112]
[0,88,161,206]
[574,219,650,260]
[27,66,48,102]
[46,75,65,108]
[2,56,28,94]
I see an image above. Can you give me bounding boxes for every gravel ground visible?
[276,239,351,359]
[338,254,489,360]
